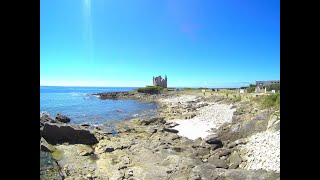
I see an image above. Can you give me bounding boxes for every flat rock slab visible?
[42,123,98,145]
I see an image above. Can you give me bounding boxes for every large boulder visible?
[42,123,98,145]
[55,113,71,123]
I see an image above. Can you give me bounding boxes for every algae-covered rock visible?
[40,137,56,152]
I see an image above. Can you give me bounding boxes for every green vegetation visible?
[245,84,256,93]
[198,87,209,90]
[253,93,280,110]
[137,86,164,94]
[233,94,242,102]
[261,93,280,110]
[51,150,64,161]
[183,88,195,91]
[266,83,280,92]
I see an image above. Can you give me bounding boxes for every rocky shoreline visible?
[40,90,280,179]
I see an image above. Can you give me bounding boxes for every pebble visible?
[241,130,280,172]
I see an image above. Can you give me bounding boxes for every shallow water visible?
[40,86,159,125]
[40,151,61,179]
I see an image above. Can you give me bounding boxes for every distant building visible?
[153,75,167,88]
[256,80,280,87]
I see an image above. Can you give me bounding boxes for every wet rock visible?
[40,126,44,139]
[96,92,122,100]
[55,113,71,123]
[80,123,90,127]
[204,135,223,147]
[104,147,115,152]
[163,128,179,133]
[42,123,98,145]
[40,137,56,152]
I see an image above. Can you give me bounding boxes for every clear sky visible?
[40,0,280,88]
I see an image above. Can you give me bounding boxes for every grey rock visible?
[253,111,270,121]
[163,128,179,133]
[208,157,228,169]
[218,149,232,157]
[42,123,98,145]
[139,116,166,125]
[192,164,218,179]
[227,138,248,148]
[217,169,280,180]
[55,113,71,123]
[232,115,242,123]
[228,152,242,169]
[40,114,54,124]
[196,148,210,157]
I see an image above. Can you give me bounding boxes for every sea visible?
[40,86,159,125]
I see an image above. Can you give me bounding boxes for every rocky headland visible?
[40,90,280,180]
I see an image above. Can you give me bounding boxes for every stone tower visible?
[153,75,167,88]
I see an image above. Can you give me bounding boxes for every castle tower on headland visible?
[153,75,167,88]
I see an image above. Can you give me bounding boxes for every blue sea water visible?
[40,86,158,125]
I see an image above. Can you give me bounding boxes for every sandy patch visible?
[167,100,236,140]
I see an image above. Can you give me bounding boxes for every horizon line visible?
[40,85,251,89]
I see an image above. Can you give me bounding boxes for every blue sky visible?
[40,0,280,88]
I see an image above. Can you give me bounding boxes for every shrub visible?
[261,93,280,110]
[184,88,195,91]
[236,95,242,101]
[266,84,280,92]
[198,87,209,90]
[246,86,256,93]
